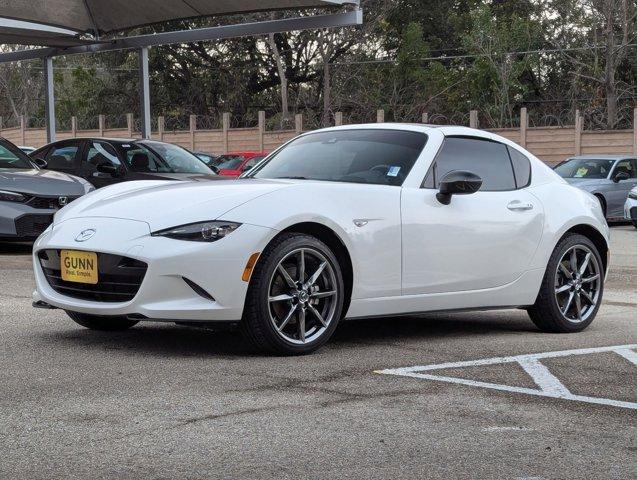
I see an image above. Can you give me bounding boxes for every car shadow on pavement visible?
[0,242,33,255]
[35,310,537,358]
[333,311,537,344]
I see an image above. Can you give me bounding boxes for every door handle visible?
[507,201,534,211]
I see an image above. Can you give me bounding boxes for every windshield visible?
[0,139,34,169]
[250,129,428,186]
[217,155,246,170]
[195,153,218,165]
[554,158,615,179]
[116,141,213,174]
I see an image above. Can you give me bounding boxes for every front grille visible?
[14,214,54,238]
[38,250,147,303]
[27,195,80,210]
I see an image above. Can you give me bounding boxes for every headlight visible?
[0,190,28,203]
[151,221,241,242]
[629,191,637,200]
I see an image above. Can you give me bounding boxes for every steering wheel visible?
[370,164,390,173]
[370,164,406,184]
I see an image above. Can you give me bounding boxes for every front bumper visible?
[624,197,637,222]
[32,217,276,322]
[0,202,57,240]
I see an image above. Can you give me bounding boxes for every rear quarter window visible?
[508,147,532,188]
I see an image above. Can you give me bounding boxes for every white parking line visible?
[375,344,637,410]
[517,357,571,396]
[615,347,637,366]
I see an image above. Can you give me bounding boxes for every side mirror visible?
[436,170,483,205]
[613,171,630,183]
[32,157,48,169]
[96,162,120,176]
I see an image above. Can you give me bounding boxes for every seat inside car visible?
[47,154,70,170]
[89,152,110,167]
[130,153,151,172]
[615,164,632,176]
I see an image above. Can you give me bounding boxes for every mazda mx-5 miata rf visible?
[32,125,610,354]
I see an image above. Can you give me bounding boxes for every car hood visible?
[135,172,222,182]
[563,178,604,188]
[0,168,90,196]
[55,178,293,231]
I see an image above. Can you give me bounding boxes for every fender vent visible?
[182,277,215,302]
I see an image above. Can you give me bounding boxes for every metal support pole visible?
[138,47,151,139]
[43,57,56,143]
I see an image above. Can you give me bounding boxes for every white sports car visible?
[32,125,609,354]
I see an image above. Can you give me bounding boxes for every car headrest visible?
[47,154,70,169]
[89,153,109,166]
[130,153,150,172]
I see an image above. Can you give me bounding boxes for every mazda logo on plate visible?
[75,229,96,242]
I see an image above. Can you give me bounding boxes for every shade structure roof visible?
[0,19,93,47]
[0,0,356,38]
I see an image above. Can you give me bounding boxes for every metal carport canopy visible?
[0,1,354,36]
[0,18,93,47]
[0,1,360,143]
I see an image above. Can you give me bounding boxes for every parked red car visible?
[216,151,268,177]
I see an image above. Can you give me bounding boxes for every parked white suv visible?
[625,186,637,228]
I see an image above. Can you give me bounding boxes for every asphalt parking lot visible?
[0,226,635,479]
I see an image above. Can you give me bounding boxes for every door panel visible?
[401,188,544,295]
[606,159,637,217]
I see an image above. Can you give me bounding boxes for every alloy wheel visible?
[553,244,601,323]
[267,247,338,344]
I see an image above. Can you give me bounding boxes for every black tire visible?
[632,220,637,229]
[528,233,604,333]
[66,311,139,331]
[241,233,345,355]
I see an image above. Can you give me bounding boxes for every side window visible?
[84,142,121,172]
[125,148,163,172]
[614,160,635,178]
[244,156,264,170]
[45,143,80,171]
[424,137,516,191]
[507,147,532,188]
[33,146,50,160]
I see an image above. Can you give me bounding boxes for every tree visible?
[462,4,543,127]
[545,0,637,128]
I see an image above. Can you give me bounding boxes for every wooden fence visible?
[1,107,636,166]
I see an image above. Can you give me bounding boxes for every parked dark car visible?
[0,137,93,241]
[30,138,219,188]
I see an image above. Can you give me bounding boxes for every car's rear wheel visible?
[241,233,345,355]
[66,311,139,331]
[528,233,604,333]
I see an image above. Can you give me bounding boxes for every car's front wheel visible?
[66,311,139,331]
[528,233,604,332]
[241,233,345,355]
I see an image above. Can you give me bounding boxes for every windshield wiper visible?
[276,176,309,180]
